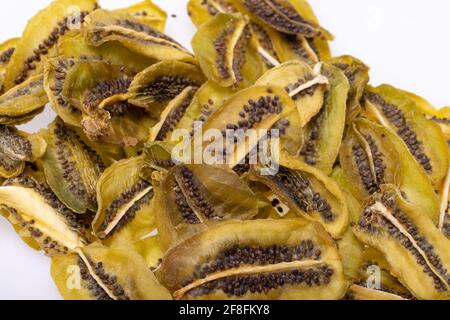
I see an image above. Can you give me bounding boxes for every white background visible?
[0,0,449,299]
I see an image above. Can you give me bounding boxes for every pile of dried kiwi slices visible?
[0,0,449,301]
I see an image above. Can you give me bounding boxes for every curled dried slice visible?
[153,164,259,250]
[249,152,349,238]
[340,118,440,223]
[336,229,365,282]
[48,56,156,145]
[346,285,407,300]
[192,13,263,88]
[114,0,167,31]
[127,60,206,118]
[328,55,370,123]
[299,63,349,174]
[438,167,450,239]
[92,156,155,246]
[142,141,176,177]
[0,174,93,256]
[200,85,297,168]
[158,219,347,300]
[256,60,327,127]
[0,75,47,125]
[84,9,196,64]
[272,33,320,65]
[364,84,448,184]
[425,107,450,146]
[233,0,332,39]
[353,185,450,300]
[57,31,157,74]
[51,242,172,300]
[168,80,235,140]
[149,87,197,141]
[187,0,238,27]
[40,118,105,214]
[249,22,281,69]
[3,0,98,90]
[0,38,19,91]
[0,125,46,178]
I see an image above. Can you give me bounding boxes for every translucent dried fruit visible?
[249,152,349,238]
[142,142,176,178]
[272,33,320,65]
[57,31,157,74]
[299,63,349,174]
[256,60,327,126]
[84,9,196,64]
[168,80,235,139]
[127,60,206,118]
[154,164,259,250]
[200,85,297,168]
[0,125,46,178]
[51,242,172,300]
[92,156,155,246]
[187,0,238,27]
[0,75,47,125]
[0,38,20,91]
[132,235,164,270]
[353,185,450,300]
[346,284,407,300]
[425,107,450,145]
[248,22,281,69]
[438,168,450,239]
[46,56,156,145]
[0,174,93,256]
[149,87,197,142]
[3,0,98,90]
[328,55,370,122]
[355,249,414,300]
[39,118,105,214]
[339,118,440,223]
[364,84,448,184]
[192,13,263,88]
[114,0,167,31]
[336,229,365,282]
[233,0,332,39]
[158,219,347,300]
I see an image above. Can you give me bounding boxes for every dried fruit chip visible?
[158,219,347,300]
[51,242,172,300]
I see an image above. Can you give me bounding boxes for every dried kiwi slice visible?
[353,185,450,300]
[3,0,98,90]
[0,38,20,91]
[339,118,440,223]
[438,167,450,239]
[114,0,167,31]
[168,80,235,140]
[158,219,347,300]
[255,60,329,155]
[187,0,238,27]
[328,55,370,123]
[299,63,349,174]
[0,125,46,178]
[0,75,48,125]
[127,60,206,118]
[84,9,196,64]
[200,85,297,167]
[47,56,156,145]
[364,84,449,184]
[192,13,263,88]
[346,284,407,300]
[0,174,93,255]
[40,118,105,214]
[256,60,327,127]
[153,164,259,250]
[250,152,349,238]
[232,0,332,39]
[92,156,155,246]
[149,87,197,141]
[51,242,172,300]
